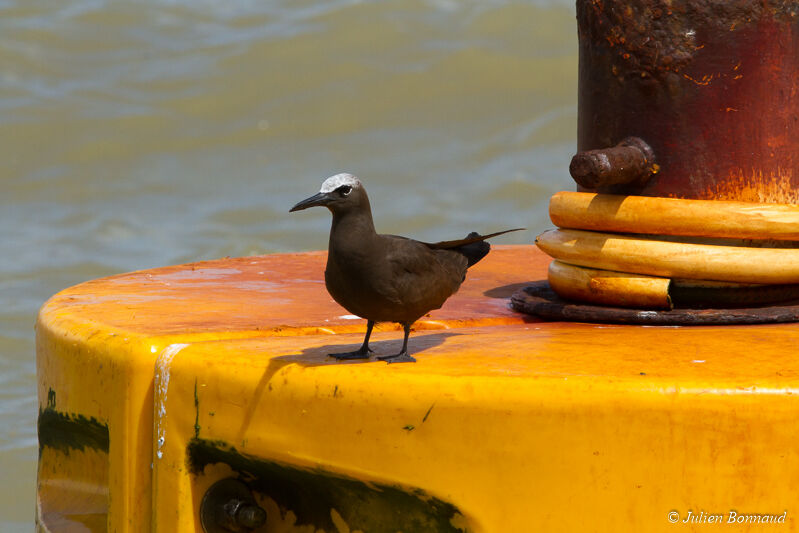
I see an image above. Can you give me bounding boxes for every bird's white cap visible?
[320,173,362,193]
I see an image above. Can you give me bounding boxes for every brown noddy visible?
[290,173,523,363]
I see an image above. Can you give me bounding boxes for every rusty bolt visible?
[201,478,267,533]
[232,502,267,529]
[569,137,657,190]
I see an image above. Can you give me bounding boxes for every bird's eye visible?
[336,185,352,196]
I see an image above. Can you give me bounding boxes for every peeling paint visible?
[187,438,469,532]
[154,343,190,460]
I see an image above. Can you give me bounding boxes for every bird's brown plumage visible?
[290,173,522,362]
[326,232,468,323]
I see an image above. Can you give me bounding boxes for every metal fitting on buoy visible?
[569,137,657,190]
[200,478,267,533]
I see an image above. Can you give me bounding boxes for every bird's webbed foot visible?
[329,345,372,360]
[377,351,416,364]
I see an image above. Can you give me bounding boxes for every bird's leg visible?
[330,320,374,360]
[377,323,416,364]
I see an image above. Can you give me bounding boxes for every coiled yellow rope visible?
[537,192,799,309]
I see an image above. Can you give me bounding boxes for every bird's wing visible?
[384,235,440,276]
[382,235,468,311]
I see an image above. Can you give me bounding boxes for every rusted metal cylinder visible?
[576,0,799,202]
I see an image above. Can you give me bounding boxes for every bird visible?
[290,173,523,363]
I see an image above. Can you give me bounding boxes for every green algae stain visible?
[38,389,109,458]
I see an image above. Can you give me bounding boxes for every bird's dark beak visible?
[289,192,332,212]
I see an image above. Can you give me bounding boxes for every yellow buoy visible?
[36,246,799,532]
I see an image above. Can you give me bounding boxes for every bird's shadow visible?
[235,331,460,440]
[298,331,460,364]
[483,281,536,299]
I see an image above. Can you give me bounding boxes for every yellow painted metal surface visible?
[36,245,799,531]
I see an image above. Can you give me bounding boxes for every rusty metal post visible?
[574,0,799,202]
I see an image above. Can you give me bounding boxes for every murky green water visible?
[1,0,576,528]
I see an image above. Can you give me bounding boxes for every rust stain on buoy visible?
[575,0,799,201]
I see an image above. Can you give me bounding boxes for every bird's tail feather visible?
[426,228,525,268]
[427,228,525,250]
